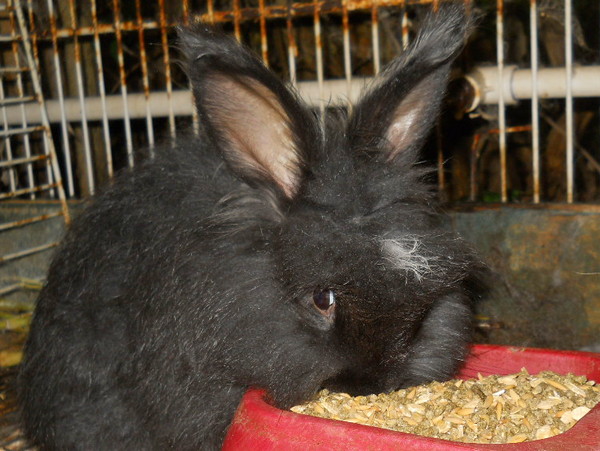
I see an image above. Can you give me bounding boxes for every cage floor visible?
[0,367,29,451]
[0,327,31,450]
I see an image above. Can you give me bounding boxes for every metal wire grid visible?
[0,0,598,204]
[0,0,70,295]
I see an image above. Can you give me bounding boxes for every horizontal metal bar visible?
[0,35,21,43]
[0,284,21,297]
[0,96,35,106]
[0,124,45,137]
[23,0,425,40]
[0,154,47,168]
[197,0,434,25]
[0,211,62,232]
[0,67,28,75]
[0,241,58,263]
[0,182,58,200]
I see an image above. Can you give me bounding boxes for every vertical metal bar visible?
[401,8,409,50]
[189,0,203,135]
[341,0,352,106]
[436,123,445,194]
[564,0,574,203]
[286,1,297,87]
[314,3,325,116]
[496,0,507,202]
[371,2,380,75]
[469,134,482,201]
[8,5,34,197]
[158,0,176,139]
[465,0,473,15]
[232,0,241,42]
[258,0,269,66]
[25,0,53,197]
[135,0,155,152]
[206,0,215,22]
[530,0,540,203]
[45,0,75,196]
[182,0,190,25]
[91,0,113,178]
[113,0,134,167]
[0,81,16,193]
[25,1,40,76]
[68,0,95,195]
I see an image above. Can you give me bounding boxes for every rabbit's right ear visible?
[178,25,319,199]
[348,5,474,164]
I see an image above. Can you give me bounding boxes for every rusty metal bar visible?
[286,1,297,86]
[0,124,45,137]
[0,182,59,200]
[91,0,113,178]
[342,0,352,105]
[0,211,62,232]
[530,0,540,204]
[135,0,155,151]
[197,0,440,25]
[0,67,27,74]
[258,0,269,66]
[564,0,574,203]
[17,0,437,42]
[371,2,381,74]
[25,0,43,173]
[314,3,325,116]
[0,80,17,193]
[113,0,134,167]
[186,0,199,135]
[469,132,482,201]
[436,122,445,193]
[44,0,74,197]
[232,0,241,41]
[68,0,95,195]
[0,96,34,106]
[0,241,59,263]
[401,7,409,49]
[206,0,215,22]
[0,154,47,168]
[158,0,176,139]
[496,0,507,203]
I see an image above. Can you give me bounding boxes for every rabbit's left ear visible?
[178,25,319,199]
[348,5,473,162]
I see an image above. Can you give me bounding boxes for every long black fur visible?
[19,4,486,450]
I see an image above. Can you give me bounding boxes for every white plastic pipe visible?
[2,66,600,125]
[464,65,600,109]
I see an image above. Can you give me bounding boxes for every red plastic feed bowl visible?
[222,345,600,450]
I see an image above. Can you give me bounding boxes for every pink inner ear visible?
[204,74,301,198]
[384,71,442,161]
[385,107,421,161]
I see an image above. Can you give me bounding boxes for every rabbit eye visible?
[313,288,336,312]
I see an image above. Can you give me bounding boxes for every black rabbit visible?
[19,4,486,450]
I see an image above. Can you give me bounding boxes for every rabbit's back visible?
[19,140,242,449]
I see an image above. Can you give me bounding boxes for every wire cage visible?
[1,0,598,204]
[0,0,599,447]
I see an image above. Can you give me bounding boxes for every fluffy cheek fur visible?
[383,293,474,390]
